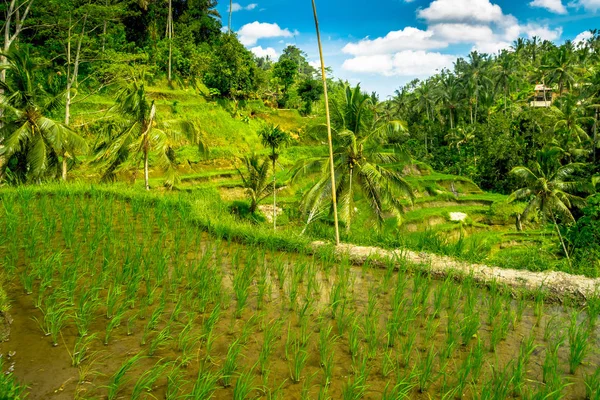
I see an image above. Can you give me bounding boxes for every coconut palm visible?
[551,94,593,156]
[0,49,87,183]
[236,154,272,214]
[94,73,207,189]
[258,124,291,230]
[509,146,587,266]
[541,45,577,94]
[294,84,414,232]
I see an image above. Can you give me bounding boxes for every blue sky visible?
[219,0,600,98]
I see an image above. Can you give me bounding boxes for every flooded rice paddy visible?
[0,191,599,399]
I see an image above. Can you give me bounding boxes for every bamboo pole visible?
[311,0,340,246]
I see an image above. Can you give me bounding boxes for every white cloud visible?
[237,22,294,46]
[229,3,258,12]
[309,60,323,70]
[250,46,278,59]
[529,0,568,13]
[573,30,593,46]
[522,24,563,41]
[342,27,447,56]
[343,50,456,77]
[417,0,505,24]
[569,0,600,12]
[472,40,512,54]
[430,23,495,43]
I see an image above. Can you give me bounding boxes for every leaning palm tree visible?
[508,146,587,266]
[295,84,414,233]
[0,49,87,183]
[236,154,272,214]
[258,124,291,230]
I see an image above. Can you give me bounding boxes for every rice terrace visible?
[1,0,600,399]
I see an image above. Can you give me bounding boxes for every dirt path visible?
[312,241,600,303]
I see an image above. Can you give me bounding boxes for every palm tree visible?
[0,49,87,183]
[493,51,517,114]
[509,146,586,266]
[541,45,577,94]
[445,125,476,167]
[94,73,207,190]
[236,154,272,214]
[258,124,291,230]
[295,84,414,232]
[551,94,592,156]
[436,71,462,129]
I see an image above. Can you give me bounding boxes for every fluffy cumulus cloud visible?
[570,0,600,12]
[342,27,447,56]
[341,0,565,75]
[573,30,593,46]
[250,46,278,59]
[522,24,563,40]
[229,2,258,12]
[237,22,295,45]
[429,23,495,43]
[529,0,567,14]
[417,0,505,24]
[343,51,456,77]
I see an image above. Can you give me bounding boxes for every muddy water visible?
[0,193,599,399]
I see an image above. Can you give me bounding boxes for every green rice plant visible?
[489,319,503,353]
[274,257,286,290]
[584,366,600,400]
[148,326,172,356]
[69,333,98,367]
[460,312,480,346]
[106,352,143,400]
[417,345,437,393]
[233,368,257,400]
[179,329,200,368]
[568,311,590,374]
[534,287,546,326]
[35,298,71,346]
[288,268,302,311]
[318,323,336,386]
[18,269,34,295]
[141,303,164,345]
[190,369,220,399]
[382,348,400,379]
[470,339,485,384]
[341,369,368,400]
[381,372,416,400]
[203,304,221,340]
[543,337,563,388]
[104,306,126,345]
[125,275,141,309]
[585,290,600,327]
[424,315,439,342]
[288,334,309,384]
[0,357,28,399]
[348,316,361,360]
[166,365,185,400]
[512,333,537,397]
[400,330,416,368]
[131,360,172,400]
[233,261,255,318]
[479,362,513,400]
[257,261,270,310]
[432,283,445,319]
[486,291,502,326]
[222,338,243,387]
[105,284,122,320]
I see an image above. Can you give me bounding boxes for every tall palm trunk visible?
[312,0,340,245]
[347,167,353,233]
[272,154,277,231]
[142,102,157,191]
[551,212,571,269]
[167,0,173,83]
[228,0,233,33]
